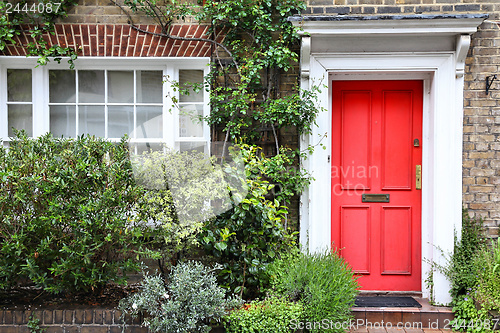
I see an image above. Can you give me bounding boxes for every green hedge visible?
[0,133,148,293]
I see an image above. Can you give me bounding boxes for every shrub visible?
[118,261,242,333]
[474,238,500,315]
[451,294,491,332]
[0,132,151,293]
[236,144,311,206]
[199,145,300,299]
[447,210,485,299]
[437,210,498,332]
[224,297,303,333]
[267,248,359,333]
[131,148,231,267]
[199,175,294,298]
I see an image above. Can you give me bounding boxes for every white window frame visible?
[0,57,211,153]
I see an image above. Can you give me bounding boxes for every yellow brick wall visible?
[61,0,200,24]
[305,0,499,19]
[464,21,500,236]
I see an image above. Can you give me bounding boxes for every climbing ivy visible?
[0,0,79,68]
[117,0,321,150]
[0,2,19,51]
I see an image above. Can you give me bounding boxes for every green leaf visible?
[214,242,227,251]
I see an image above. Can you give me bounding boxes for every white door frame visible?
[291,15,486,305]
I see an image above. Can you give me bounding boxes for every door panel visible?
[381,206,412,274]
[341,206,371,274]
[331,80,422,291]
[340,91,372,190]
[382,91,413,190]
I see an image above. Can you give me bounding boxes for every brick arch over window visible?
[0,24,224,57]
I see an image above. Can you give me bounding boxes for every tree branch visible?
[130,24,240,73]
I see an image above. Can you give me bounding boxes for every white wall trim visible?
[293,16,485,305]
[290,15,487,36]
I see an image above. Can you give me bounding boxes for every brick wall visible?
[62,0,200,24]
[0,309,226,333]
[303,1,500,237]
[463,21,500,237]
[305,0,499,19]
[0,308,146,333]
[0,24,217,57]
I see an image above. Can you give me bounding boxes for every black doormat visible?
[354,296,422,308]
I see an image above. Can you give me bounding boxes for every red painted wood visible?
[331,80,423,291]
[341,206,371,274]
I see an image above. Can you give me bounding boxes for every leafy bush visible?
[0,132,152,293]
[118,261,242,333]
[448,209,485,299]
[474,238,500,315]
[437,210,499,332]
[131,148,231,266]
[199,176,294,298]
[451,294,491,333]
[267,249,359,333]
[199,146,297,298]
[237,144,311,206]
[224,297,303,333]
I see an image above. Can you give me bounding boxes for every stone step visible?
[352,298,454,330]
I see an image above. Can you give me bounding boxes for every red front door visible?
[331,80,422,291]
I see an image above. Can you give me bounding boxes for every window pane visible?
[79,70,105,103]
[108,106,133,138]
[108,71,134,103]
[179,104,203,137]
[135,106,162,139]
[132,143,165,155]
[179,70,204,102]
[49,70,76,103]
[179,142,206,153]
[137,71,163,103]
[50,105,76,137]
[8,104,32,137]
[7,69,32,102]
[79,106,105,137]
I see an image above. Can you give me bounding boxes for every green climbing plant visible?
[0,0,79,68]
[116,0,322,151]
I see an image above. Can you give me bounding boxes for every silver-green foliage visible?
[118,261,242,333]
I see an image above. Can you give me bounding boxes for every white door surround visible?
[290,14,487,305]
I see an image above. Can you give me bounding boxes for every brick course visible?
[0,24,220,57]
[0,309,227,333]
[0,309,148,333]
[305,0,500,20]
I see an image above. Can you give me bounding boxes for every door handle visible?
[416,165,422,190]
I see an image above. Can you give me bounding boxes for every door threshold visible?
[358,290,422,297]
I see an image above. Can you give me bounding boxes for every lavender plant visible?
[118,261,242,333]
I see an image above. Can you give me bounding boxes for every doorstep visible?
[352,298,454,330]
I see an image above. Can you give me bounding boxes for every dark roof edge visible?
[287,14,489,22]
